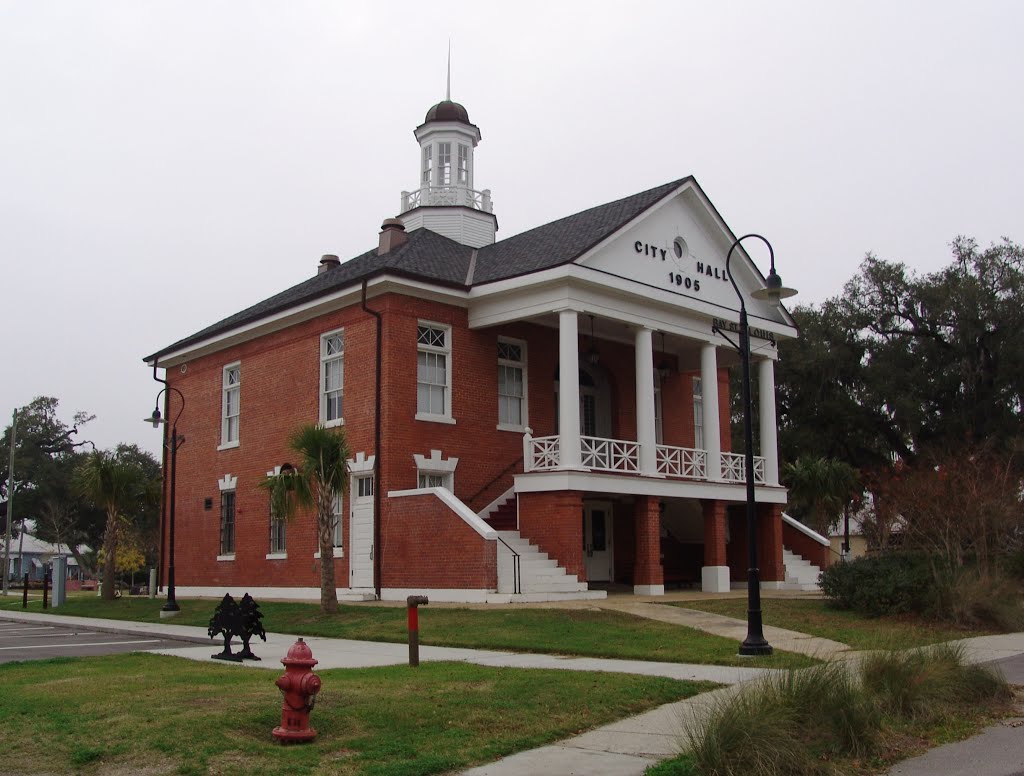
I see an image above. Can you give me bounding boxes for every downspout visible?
[151,359,170,593]
[361,280,384,600]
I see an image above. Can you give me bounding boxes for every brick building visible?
[144,94,824,603]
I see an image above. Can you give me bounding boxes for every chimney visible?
[378,218,408,255]
[318,254,340,274]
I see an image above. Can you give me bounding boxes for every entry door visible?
[349,474,375,589]
[583,502,613,582]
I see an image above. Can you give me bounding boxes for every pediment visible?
[576,181,795,328]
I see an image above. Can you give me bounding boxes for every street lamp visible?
[718,234,797,657]
[145,377,185,617]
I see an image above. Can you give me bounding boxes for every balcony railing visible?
[524,433,766,485]
[401,186,493,213]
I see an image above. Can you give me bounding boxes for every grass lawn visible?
[0,653,712,775]
[10,595,817,669]
[675,597,992,650]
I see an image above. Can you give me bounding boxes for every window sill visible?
[216,554,235,562]
[265,552,287,560]
[415,413,456,425]
[321,418,345,429]
[217,440,240,451]
[497,423,528,433]
[313,548,344,559]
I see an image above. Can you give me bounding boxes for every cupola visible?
[398,63,497,248]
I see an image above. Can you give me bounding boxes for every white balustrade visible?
[581,436,640,473]
[655,445,707,479]
[401,185,493,213]
[720,452,767,484]
[526,435,560,471]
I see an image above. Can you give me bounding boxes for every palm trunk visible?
[102,508,118,601]
[317,484,338,614]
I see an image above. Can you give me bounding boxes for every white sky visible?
[1,1,1021,457]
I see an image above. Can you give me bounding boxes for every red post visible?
[406,595,429,667]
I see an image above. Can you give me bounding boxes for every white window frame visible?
[265,466,287,559]
[217,474,237,561]
[421,144,432,186]
[457,143,469,185]
[414,449,458,491]
[415,321,454,423]
[654,369,664,445]
[219,362,241,450]
[320,328,345,428]
[437,142,451,186]
[497,336,528,432]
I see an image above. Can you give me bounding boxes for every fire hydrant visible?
[272,637,322,743]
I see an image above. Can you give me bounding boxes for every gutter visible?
[361,280,384,599]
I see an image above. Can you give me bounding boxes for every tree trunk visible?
[102,509,118,601]
[317,484,338,614]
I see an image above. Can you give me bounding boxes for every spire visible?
[446,41,451,101]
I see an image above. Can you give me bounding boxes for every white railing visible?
[720,452,767,485]
[655,445,707,479]
[523,432,766,485]
[525,434,560,471]
[581,436,640,473]
[401,186,493,213]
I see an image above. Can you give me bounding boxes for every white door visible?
[583,502,613,582]
[349,474,375,589]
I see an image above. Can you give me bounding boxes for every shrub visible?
[819,552,933,616]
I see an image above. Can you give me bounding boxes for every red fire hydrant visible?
[272,637,322,743]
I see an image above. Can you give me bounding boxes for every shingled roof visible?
[147,177,691,360]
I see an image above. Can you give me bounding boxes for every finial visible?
[446,40,451,101]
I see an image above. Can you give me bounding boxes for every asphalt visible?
[2,606,1023,776]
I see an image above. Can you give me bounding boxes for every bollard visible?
[406,595,429,667]
[42,569,49,610]
[22,573,28,608]
[149,568,157,599]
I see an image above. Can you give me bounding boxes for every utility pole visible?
[3,409,17,596]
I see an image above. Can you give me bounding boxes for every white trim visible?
[477,487,515,520]
[414,449,458,490]
[217,474,238,491]
[416,320,453,422]
[265,552,287,560]
[387,487,497,540]
[313,548,345,559]
[497,335,528,430]
[174,586,377,602]
[217,440,240,451]
[216,554,235,562]
[221,361,241,447]
[380,588,496,603]
[415,413,457,424]
[320,327,345,426]
[781,512,830,546]
[346,452,376,473]
[514,469,788,503]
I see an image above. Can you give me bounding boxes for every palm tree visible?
[261,424,350,614]
[73,450,154,600]
[783,455,860,536]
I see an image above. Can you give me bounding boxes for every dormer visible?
[399,97,497,248]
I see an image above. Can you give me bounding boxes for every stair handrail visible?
[465,455,524,509]
[494,536,521,595]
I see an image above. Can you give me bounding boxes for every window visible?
[497,338,527,430]
[693,376,704,449]
[457,144,469,185]
[331,491,343,548]
[220,490,236,556]
[320,329,344,426]
[414,449,458,491]
[221,363,240,448]
[654,370,664,444]
[416,323,452,421]
[269,503,286,554]
[418,472,449,489]
[437,142,451,186]
[421,145,432,186]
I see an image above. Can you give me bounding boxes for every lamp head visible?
[751,268,798,308]
[145,408,165,428]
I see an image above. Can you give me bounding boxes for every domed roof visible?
[424,99,471,125]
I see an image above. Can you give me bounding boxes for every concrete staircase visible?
[490,530,606,602]
[782,548,823,591]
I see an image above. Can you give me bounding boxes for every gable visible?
[577,183,795,328]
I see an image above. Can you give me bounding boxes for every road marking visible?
[0,639,162,651]
[1,631,99,639]
[0,626,58,632]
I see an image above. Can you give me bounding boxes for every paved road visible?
[0,620,196,663]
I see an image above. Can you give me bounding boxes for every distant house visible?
[3,531,88,587]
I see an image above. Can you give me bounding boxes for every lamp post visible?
[720,234,797,657]
[145,381,185,616]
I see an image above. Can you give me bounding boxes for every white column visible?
[759,358,780,486]
[558,310,582,469]
[634,327,658,475]
[700,344,722,480]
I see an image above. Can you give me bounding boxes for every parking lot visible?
[0,619,197,663]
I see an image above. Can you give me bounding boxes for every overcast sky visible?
[1,1,1021,457]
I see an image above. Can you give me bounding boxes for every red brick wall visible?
[517,491,584,580]
[701,499,727,566]
[612,501,635,583]
[782,520,831,569]
[380,493,497,589]
[758,503,785,582]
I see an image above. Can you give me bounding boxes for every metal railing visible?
[495,536,521,595]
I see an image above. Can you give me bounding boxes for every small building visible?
[145,92,817,603]
[4,531,86,586]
